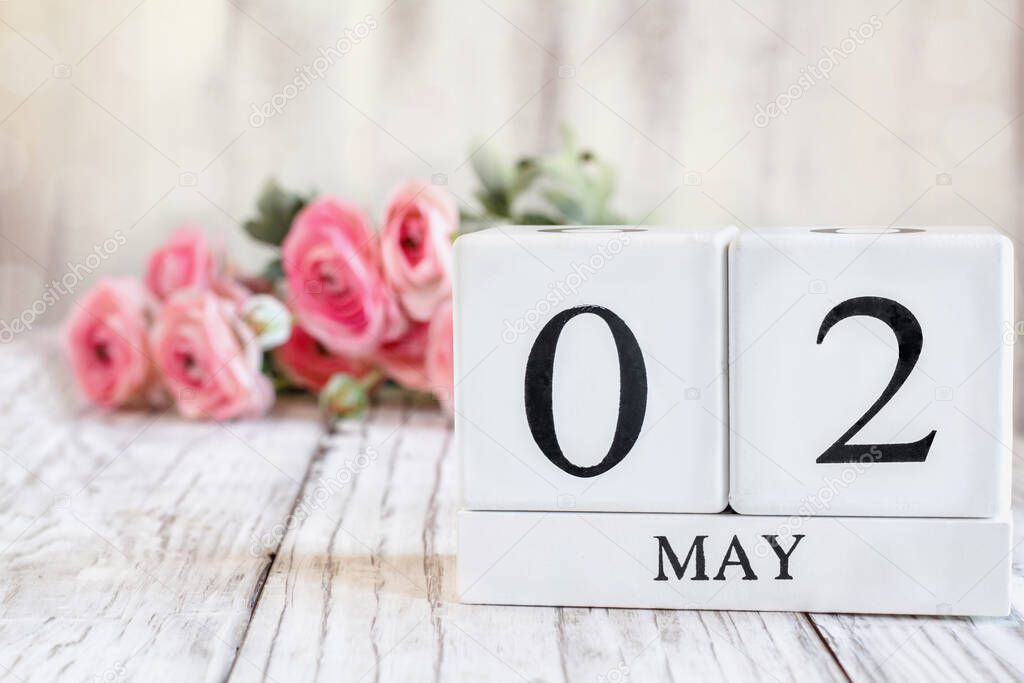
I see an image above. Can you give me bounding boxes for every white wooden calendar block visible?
[458,510,1011,616]
[454,225,737,513]
[729,226,1013,517]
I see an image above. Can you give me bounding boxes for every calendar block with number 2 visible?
[455,225,1013,616]
[729,226,1013,518]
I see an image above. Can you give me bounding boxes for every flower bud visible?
[241,294,292,350]
[319,373,369,418]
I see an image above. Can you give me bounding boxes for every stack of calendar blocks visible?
[455,225,1013,616]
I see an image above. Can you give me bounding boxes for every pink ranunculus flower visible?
[211,276,252,312]
[273,324,375,393]
[425,299,454,414]
[145,226,219,300]
[381,180,458,321]
[382,292,411,343]
[150,290,273,420]
[372,320,432,392]
[282,197,395,357]
[65,277,158,409]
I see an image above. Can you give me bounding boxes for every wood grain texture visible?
[0,333,324,683]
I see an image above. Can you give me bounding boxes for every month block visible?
[729,226,1013,517]
[454,226,737,513]
[458,510,1011,616]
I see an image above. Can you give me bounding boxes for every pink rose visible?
[150,290,273,420]
[381,180,457,321]
[372,320,432,392]
[425,299,454,414]
[65,277,158,409]
[211,276,252,312]
[282,197,395,357]
[273,324,374,392]
[145,226,219,300]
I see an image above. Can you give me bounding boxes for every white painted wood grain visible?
[227,406,472,682]
[0,333,324,683]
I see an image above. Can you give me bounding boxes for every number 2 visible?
[815,296,936,464]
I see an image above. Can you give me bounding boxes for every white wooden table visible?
[1,333,1022,683]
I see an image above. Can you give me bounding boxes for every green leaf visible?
[465,122,628,226]
[508,158,541,199]
[515,211,564,225]
[261,351,298,392]
[470,144,510,198]
[582,154,616,206]
[243,179,310,247]
[541,189,585,223]
[475,189,510,218]
[261,257,283,282]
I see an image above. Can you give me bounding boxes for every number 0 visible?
[524,305,648,478]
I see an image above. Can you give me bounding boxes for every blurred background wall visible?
[1,0,1021,418]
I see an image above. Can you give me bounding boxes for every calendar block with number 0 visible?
[454,225,737,513]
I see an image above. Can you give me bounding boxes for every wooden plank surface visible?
[2,334,1024,682]
[0,333,324,683]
